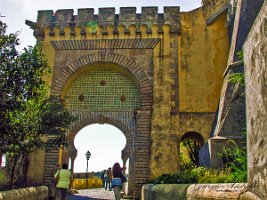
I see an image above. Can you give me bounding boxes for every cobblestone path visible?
[66,188,130,200]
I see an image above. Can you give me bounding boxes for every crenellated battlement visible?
[26,6,180,40]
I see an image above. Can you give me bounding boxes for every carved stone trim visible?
[50,38,160,50]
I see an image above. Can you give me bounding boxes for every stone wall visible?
[179,8,228,113]
[141,183,247,200]
[186,183,247,200]
[243,1,267,199]
[199,136,228,168]
[199,0,264,168]
[0,186,48,200]
[26,150,46,185]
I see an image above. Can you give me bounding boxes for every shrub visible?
[149,170,197,184]
[150,138,247,185]
[218,139,247,183]
[197,168,232,183]
[149,166,243,185]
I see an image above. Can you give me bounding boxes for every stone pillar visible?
[127,149,135,196]
[67,144,77,170]
[134,109,151,198]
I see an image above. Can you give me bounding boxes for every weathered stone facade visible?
[199,0,264,169]
[26,1,229,198]
[243,1,267,199]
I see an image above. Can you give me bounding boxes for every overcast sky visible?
[74,124,126,172]
[0,0,202,173]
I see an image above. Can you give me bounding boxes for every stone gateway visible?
[26,0,230,198]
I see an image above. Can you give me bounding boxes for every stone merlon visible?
[25,7,181,40]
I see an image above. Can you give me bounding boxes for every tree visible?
[0,19,76,188]
[40,96,77,149]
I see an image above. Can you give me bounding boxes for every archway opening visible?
[180,132,204,170]
[73,123,126,173]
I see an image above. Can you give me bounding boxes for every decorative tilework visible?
[64,67,140,111]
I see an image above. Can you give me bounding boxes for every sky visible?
[0,0,202,173]
[74,124,126,173]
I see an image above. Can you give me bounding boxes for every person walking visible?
[54,163,72,200]
[111,163,126,200]
[105,167,112,190]
[101,170,106,188]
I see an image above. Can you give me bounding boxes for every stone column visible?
[127,148,135,196]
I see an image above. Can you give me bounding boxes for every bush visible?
[218,139,247,183]
[149,166,244,185]
[196,168,232,183]
[149,170,197,184]
[150,138,247,185]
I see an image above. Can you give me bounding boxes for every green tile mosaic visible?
[64,67,140,111]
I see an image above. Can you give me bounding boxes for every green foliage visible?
[152,137,247,185]
[180,141,195,171]
[228,73,245,87]
[0,42,50,153]
[194,167,232,183]
[149,166,245,185]
[180,139,200,170]
[40,96,77,148]
[180,154,195,171]
[236,50,243,60]
[149,170,197,184]
[218,139,247,183]
[149,167,233,184]
[228,50,245,87]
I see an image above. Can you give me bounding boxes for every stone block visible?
[142,184,190,200]
[55,9,74,34]
[77,8,94,27]
[37,10,53,28]
[119,7,137,27]
[164,7,180,32]
[0,186,48,200]
[98,7,115,26]
[199,136,228,168]
[186,183,247,200]
[141,7,158,30]
[56,9,74,23]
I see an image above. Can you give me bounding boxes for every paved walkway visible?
[66,188,132,200]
